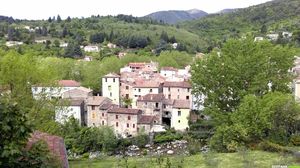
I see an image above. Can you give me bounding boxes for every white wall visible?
[102,77,120,105]
[55,106,82,125]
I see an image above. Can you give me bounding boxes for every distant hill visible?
[144,9,208,24]
[180,0,300,46]
[218,9,239,14]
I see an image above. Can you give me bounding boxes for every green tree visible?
[0,97,32,167]
[192,38,295,123]
[57,14,62,23]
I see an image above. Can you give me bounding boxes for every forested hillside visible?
[180,0,300,48]
[0,15,207,53]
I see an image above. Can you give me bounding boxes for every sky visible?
[1,0,271,20]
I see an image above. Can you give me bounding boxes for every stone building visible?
[107,108,142,137]
[86,96,113,127]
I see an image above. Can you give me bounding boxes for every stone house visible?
[171,100,190,131]
[138,115,155,134]
[137,93,164,124]
[86,96,113,127]
[163,81,192,101]
[107,108,142,137]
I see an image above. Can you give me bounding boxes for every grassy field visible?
[69,151,300,168]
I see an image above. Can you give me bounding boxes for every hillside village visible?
[32,62,203,137]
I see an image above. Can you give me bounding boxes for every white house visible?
[5,41,23,47]
[84,45,99,52]
[59,43,68,48]
[266,34,279,41]
[55,99,85,125]
[32,80,81,99]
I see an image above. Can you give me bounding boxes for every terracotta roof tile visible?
[173,100,190,109]
[87,96,109,105]
[58,80,80,87]
[161,67,178,71]
[27,131,68,168]
[138,115,155,124]
[163,81,191,88]
[108,108,142,115]
[138,93,165,102]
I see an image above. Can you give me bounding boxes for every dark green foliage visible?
[61,118,118,154]
[64,41,83,58]
[57,15,62,23]
[90,32,107,43]
[290,134,300,146]
[258,141,292,154]
[0,98,32,167]
[188,119,214,141]
[154,129,183,143]
[132,133,149,148]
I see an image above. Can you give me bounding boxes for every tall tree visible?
[192,38,295,122]
[57,14,62,23]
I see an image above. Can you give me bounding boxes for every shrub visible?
[132,133,149,148]
[258,141,292,154]
[290,134,300,146]
[154,130,183,143]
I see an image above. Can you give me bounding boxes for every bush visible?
[258,141,292,154]
[154,129,183,143]
[132,133,149,148]
[290,134,300,146]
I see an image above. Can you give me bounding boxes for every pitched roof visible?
[138,93,165,102]
[134,81,161,88]
[173,100,190,109]
[108,108,142,115]
[58,99,84,106]
[163,99,174,105]
[104,73,120,78]
[58,80,80,87]
[163,81,191,88]
[128,62,146,68]
[26,131,68,168]
[87,96,109,105]
[100,103,115,110]
[161,67,178,71]
[138,115,155,124]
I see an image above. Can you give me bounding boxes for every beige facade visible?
[171,108,190,131]
[102,73,120,105]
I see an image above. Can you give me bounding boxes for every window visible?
[92,106,95,110]
[110,92,112,97]
[186,96,189,100]
[168,94,171,99]
[150,89,152,92]
[116,122,118,127]
[138,89,141,92]
[92,113,96,119]
[108,85,112,90]
[127,123,129,128]
[178,89,180,92]
[145,102,147,106]
[116,115,118,119]
[126,94,129,99]
[133,124,135,128]
[187,88,190,92]
[105,78,107,82]
[177,95,179,99]
[113,78,115,83]
[102,120,104,125]
[178,111,181,116]
[178,120,181,123]
[126,86,129,90]
[155,103,159,108]
[102,113,104,117]
[168,87,170,91]
[128,116,131,120]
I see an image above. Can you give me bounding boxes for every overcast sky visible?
[1,0,271,20]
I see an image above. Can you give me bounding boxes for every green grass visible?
[69,151,300,168]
